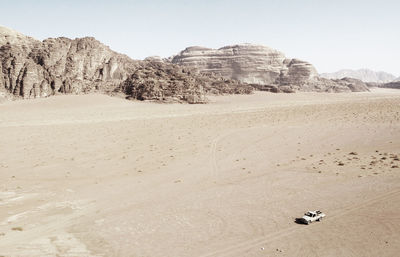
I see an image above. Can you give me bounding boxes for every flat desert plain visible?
[1,89,400,257]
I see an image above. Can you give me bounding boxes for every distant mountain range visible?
[320,69,397,83]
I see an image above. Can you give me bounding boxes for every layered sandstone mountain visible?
[321,69,396,83]
[0,26,250,103]
[171,45,287,85]
[171,44,369,92]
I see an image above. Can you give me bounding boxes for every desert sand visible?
[0,89,400,257]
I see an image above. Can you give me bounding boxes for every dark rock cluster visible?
[381,81,400,89]
[117,60,252,103]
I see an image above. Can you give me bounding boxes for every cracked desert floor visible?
[1,89,400,257]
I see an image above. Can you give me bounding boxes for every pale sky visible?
[1,0,399,76]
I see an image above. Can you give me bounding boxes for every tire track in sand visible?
[199,188,400,257]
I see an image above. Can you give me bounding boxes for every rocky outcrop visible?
[117,61,253,103]
[0,30,136,99]
[172,45,286,85]
[171,44,367,92]
[0,26,36,47]
[320,69,396,83]
[332,77,370,92]
[381,81,400,89]
[0,26,252,103]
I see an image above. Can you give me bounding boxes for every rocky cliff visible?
[171,44,369,93]
[0,26,250,103]
[320,69,396,83]
[171,45,287,85]
[0,26,137,99]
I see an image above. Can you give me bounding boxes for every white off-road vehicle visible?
[298,210,326,225]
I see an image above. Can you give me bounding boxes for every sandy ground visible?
[0,88,400,257]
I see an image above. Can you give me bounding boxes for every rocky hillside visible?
[0,26,137,99]
[320,69,396,83]
[381,81,400,89]
[117,60,253,103]
[332,77,370,92]
[171,44,369,93]
[0,26,251,103]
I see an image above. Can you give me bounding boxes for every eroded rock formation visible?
[171,44,369,92]
[172,45,286,85]
[0,26,137,99]
[0,26,251,103]
[118,61,253,103]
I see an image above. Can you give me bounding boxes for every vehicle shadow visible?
[294,218,307,225]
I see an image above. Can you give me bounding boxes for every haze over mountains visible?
[321,69,397,83]
[0,26,373,103]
